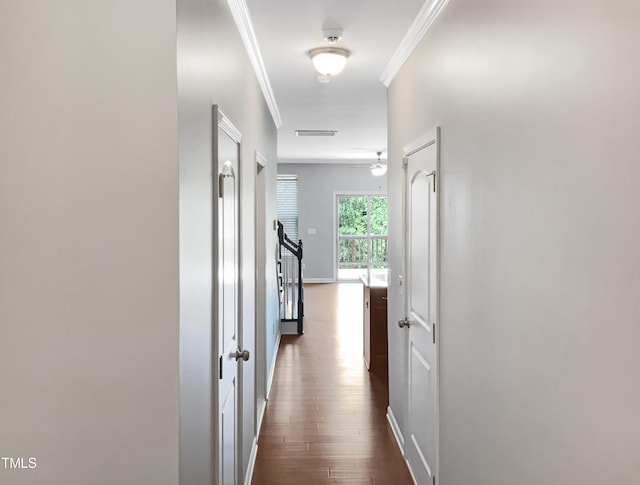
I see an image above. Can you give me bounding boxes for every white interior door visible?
[215,108,245,485]
[402,128,439,485]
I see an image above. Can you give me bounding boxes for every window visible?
[336,195,388,280]
[277,175,299,242]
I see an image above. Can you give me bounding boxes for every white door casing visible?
[402,127,439,485]
[254,152,268,436]
[215,107,244,485]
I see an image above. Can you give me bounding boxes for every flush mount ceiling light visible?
[308,26,350,82]
[308,47,350,78]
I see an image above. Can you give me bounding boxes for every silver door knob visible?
[398,318,410,328]
[232,349,250,362]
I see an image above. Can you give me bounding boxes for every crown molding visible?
[379,0,450,87]
[226,0,282,128]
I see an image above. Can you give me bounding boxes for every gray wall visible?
[0,2,179,484]
[278,163,387,280]
[387,1,640,484]
[177,0,279,483]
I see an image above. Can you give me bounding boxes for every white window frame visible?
[333,191,388,282]
[277,175,299,243]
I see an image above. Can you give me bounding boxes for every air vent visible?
[295,130,337,137]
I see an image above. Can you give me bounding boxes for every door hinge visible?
[219,355,223,380]
[218,173,225,198]
[433,476,436,485]
[426,170,437,193]
[402,157,408,169]
[433,322,436,344]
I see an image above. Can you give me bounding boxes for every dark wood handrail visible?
[277,221,303,259]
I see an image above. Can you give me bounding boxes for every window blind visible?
[277,175,299,242]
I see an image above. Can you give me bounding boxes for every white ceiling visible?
[244,0,425,163]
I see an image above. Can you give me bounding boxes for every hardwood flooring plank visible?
[252,283,413,485]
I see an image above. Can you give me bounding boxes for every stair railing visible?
[277,221,304,335]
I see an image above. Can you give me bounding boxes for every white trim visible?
[406,459,419,485]
[256,151,267,169]
[304,278,335,283]
[387,407,418,485]
[379,0,450,87]
[386,406,405,452]
[226,0,282,128]
[253,331,281,482]
[403,127,438,157]
[243,437,259,485]
[254,150,268,451]
[266,333,280,400]
[332,193,338,282]
[256,398,267,439]
[218,108,243,143]
[333,191,388,282]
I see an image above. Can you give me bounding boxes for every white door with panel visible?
[401,128,439,485]
[215,107,249,485]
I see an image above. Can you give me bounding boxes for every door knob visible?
[398,318,410,328]
[232,349,250,362]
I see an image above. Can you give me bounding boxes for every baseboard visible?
[386,406,405,454]
[303,278,335,283]
[279,320,298,334]
[243,437,258,485]
[387,407,418,485]
[405,453,418,485]
[256,398,267,440]
[257,333,281,444]
[266,333,280,400]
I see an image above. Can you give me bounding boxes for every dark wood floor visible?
[252,283,414,485]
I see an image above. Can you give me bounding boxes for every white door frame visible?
[402,126,440,484]
[254,151,268,437]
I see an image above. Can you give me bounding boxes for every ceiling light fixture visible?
[308,26,350,82]
[371,152,387,176]
[371,164,387,176]
[308,47,350,78]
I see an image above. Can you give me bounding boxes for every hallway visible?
[252,283,413,484]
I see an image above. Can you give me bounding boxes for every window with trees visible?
[337,195,388,280]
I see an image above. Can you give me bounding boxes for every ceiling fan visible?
[351,152,387,176]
